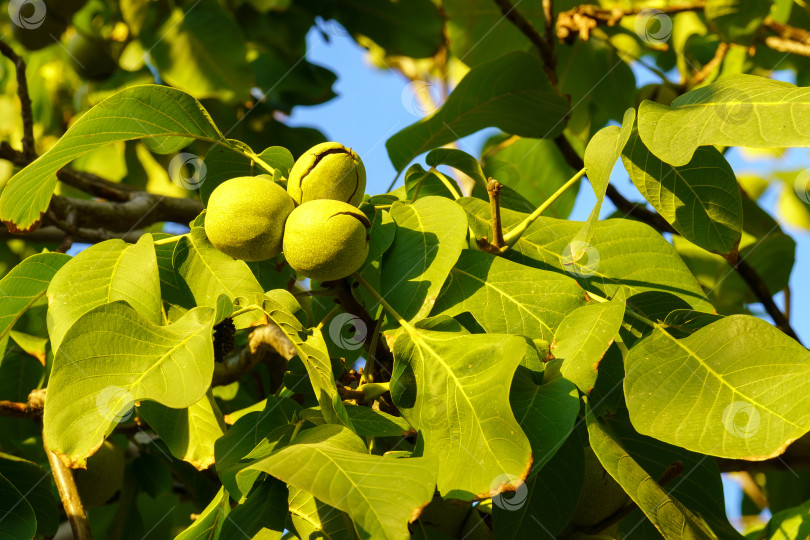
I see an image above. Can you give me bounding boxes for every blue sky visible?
[286,25,810,527]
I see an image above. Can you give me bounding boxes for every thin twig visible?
[0,40,35,161]
[493,0,557,80]
[45,445,93,540]
[487,179,506,248]
[556,2,706,42]
[212,324,296,387]
[763,36,810,57]
[764,16,810,44]
[730,257,799,341]
[690,42,729,85]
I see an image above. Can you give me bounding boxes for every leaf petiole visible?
[353,273,415,334]
[502,167,586,248]
[153,233,188,246]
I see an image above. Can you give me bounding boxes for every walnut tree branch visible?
[493,0,557,79]
[46,445,93,540]
[212,325,296,387]
[0,40,35,161]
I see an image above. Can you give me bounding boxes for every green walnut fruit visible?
[283,199,370,281]
[10,2,68,51]
[287,142,366,206]
[571,447,629,527]
[67,34,117,81]
[74,440,125,508]
[206,176,295,262]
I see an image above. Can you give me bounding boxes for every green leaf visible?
[625,315,810,460]
[43,302,215,467]
[433,249,588,342]
[198,140,271,204]
[390,328,532,499]
[511,373,579,473]
[0,472,36,540]
[220,478,287,540]
[148,1,253,102]
[154,233,196,317]
[381,197,468,324]
[174,227,265,325]
[0,454,58,537]
[637,75,810,167]
[334,0,442,58]
[175,486,230,540]
[492,434,583,539]
[555,296,626,394]
[425,148,487,186]
[758,499,810,540]
[705,0,771,44]
[0,85,224,232]
[47,235,162,352]
[288,486,359,540]
[622,132,742,255]
[586,407,719,539]
[138,391,226,470]
[344,405,413,437]
[244,424,437,540]
[459,197,714,314]
[581,108,635,243]
[0,252,69,348]
[260,293,351,427]
[386,52,568,171]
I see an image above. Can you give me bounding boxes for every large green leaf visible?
[433,249,588,342]
[148,1,253,102]
[555,296,626,394]
[43,302,215,467]
[47,235,162,352]
[624,315,810,460]
[444,0,544,66]
[757,499,810,540]
[381,197,468,323]
[220,478,287,540]
[386,52,568,171]
[460,197,714,315]
[622,132,742,255]
[138,391,226,470]
[586,408,719,539]
[637,75,810,167]
[243,424,437,540]
[0,252,69,349]
[0,85,225,232]
[390,327,532,499]
[0,472,36,540]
